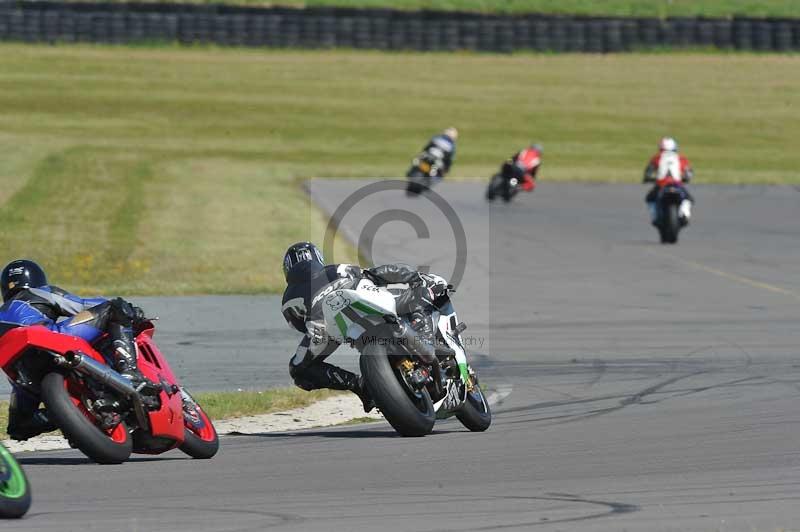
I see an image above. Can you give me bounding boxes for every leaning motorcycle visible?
[406,150,445,196]
[653,178,690,244]
[0,443,30,518]
[320,277,491,437]
[0,319,219,464]
[486,162,521,203]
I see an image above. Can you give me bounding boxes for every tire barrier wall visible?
[1,2,800,52]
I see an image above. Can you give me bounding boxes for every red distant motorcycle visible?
[0,320,219,464]
[650,176,691,244]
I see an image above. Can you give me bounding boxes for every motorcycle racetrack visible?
[13,181,800,531]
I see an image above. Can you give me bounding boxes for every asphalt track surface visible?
[13,181,800,531]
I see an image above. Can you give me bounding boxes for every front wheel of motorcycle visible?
[178,388,219,460]
[456,384,492,432]
[486,174,502,201]
[40,372,132,464]
[360,345,435,437]
[0,444,31,519]
[406,169,431,196]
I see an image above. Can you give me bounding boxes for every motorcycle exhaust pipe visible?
[393,322,436,364]
[61,351,151,431]
[64,352,138,398]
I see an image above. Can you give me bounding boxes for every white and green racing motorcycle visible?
[321,276,491,436]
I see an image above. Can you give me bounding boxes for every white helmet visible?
[443,127,459,141]
[659,137,678,152]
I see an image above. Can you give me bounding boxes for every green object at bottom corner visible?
[0,445,28,500]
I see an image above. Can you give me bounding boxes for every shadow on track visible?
[19,455,189,466]
[227,427,465,439]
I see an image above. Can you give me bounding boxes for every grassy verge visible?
[196,388,342,420]
[1,45,798,294]
[58,0,800,18]
[0,387,342,439]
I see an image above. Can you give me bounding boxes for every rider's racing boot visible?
[353,376,376,413]
[113,336,143,384]
[111,327,160,399]
[319,364,375,413]
[7,410,56,441]
[7,389,56,441]
[322,364,375,413]
[679,199,692,224]
[293,361,375,413]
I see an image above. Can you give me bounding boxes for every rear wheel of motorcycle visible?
[178,389,219,460]
[660,204,679,244]
[456,384,492,432]
[40,372,132,464]
[0,444,31,519]
[360,346,435,437]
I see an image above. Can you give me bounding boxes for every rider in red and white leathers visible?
[643,137,695,223]
[508,144,543,192]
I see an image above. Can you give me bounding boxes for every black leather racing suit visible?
[281,264,437,397]
[421,134,456,176]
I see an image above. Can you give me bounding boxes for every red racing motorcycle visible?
[0,319,219,464]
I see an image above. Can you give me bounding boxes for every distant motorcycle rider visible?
[644,137,695,223]
[506,144,543,192]
[419,127,458,176]
[281,242,447,412]
[0,260,152,440]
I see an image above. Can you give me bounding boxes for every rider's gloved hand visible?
[110,297,135,321]
[430,283,450,299]
[419,273,447,289]
[131,305,146,324]
[110,297,147,326]
[362,269,382,285]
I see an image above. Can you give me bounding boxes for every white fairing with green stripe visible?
[435,311,470,383]
[322,279,397,343]
[321,277,474,417]
[431,301,471,416]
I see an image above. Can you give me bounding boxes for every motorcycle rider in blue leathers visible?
[0,260,152,440]
[420,127,458,177]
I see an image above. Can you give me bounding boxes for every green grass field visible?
[0,45,798,295]
[63,0,800,18]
